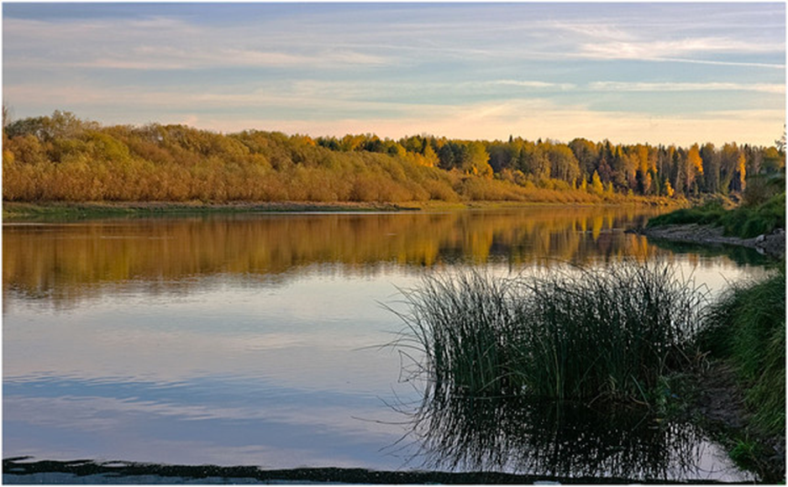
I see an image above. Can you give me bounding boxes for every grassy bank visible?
[698,269,785,436]
[2,198,679,221]
[646,188,785,239]
[695,268,786,480]
[1,200,423,221]
[393,263,785,479]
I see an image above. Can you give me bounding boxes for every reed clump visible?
[396,261,707,404]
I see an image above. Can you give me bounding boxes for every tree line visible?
[316,132,784,197]
[2,110,784,203]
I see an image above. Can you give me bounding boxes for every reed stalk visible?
[396,261,708,404]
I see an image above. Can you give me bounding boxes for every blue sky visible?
[3,2,785,146]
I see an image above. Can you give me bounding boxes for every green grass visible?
[394,261,708,404]
[646,200,727,228]
[646,192,785,239]
[1,200,413,221]
[697,268,785,435]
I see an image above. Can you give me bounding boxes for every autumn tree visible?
[700,143,720,193]
[761,146,785,174]
[568,138,598,179]
[590,170,604,196]
[462,141,493,177]
[720,143,746,193]
[685,144,704,194]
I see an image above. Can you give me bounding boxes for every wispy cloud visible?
[3,16,390,71]
[553,13,784,68]
[590,81,785,94]
[651,58,785,70]
[482,80,576,91]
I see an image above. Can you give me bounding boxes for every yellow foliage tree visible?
[590,170,604,196]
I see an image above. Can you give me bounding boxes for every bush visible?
[742,174,785,207]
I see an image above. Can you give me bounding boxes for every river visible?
[2,206,770,482]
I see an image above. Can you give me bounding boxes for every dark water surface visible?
[3,207,767,482]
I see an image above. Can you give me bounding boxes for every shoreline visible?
[630,223,785,260]
[1,200,422,220]
[2,199,681,221]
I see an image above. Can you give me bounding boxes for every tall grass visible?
[697,268,785,435]
[395,272,519,397]
[395,261,707,404]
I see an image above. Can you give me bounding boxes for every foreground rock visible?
[632,224,785,260]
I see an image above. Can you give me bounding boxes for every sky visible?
[2,2,786,146]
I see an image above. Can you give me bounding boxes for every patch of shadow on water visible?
[384,393,757,483]
[2,457,741,484]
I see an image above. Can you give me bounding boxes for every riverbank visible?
[631,223,785,259]
[1,200,421,220]
[691,362,785,483]
[634,191,785,259]
[0,457,730,484]
[394,261,785,482]
[2,199,679,221]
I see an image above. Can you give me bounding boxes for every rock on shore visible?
[632,224,785,260]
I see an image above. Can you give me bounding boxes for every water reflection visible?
[3,208,767,478]
[397,391,753,482]
[4,207,678,308]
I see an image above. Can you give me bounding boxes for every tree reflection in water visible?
[393,389,749,482]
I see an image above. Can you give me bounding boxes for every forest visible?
[2,110,785,204]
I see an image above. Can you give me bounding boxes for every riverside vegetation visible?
[645,174,785,457]
[2,110,784,207]
[646,174,785,239]
[387,173,787,478]
[393,262,705,403]
[393,259,785,480]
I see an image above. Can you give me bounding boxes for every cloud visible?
[581,37,781,60]
[482,80,576,91]
[3,16,390,71]
[553,14,784,68]
[68,48,387,71]
[552,21,635,42]
[649,58,785,70]
[589,81,785,94]
[574,36,786,70]
[4,4,784,148]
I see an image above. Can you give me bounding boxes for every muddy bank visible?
[630,224,785,259]
[691,363,786,483]
[0,457,741,484]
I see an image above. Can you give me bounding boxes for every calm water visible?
[3,207,769,482]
